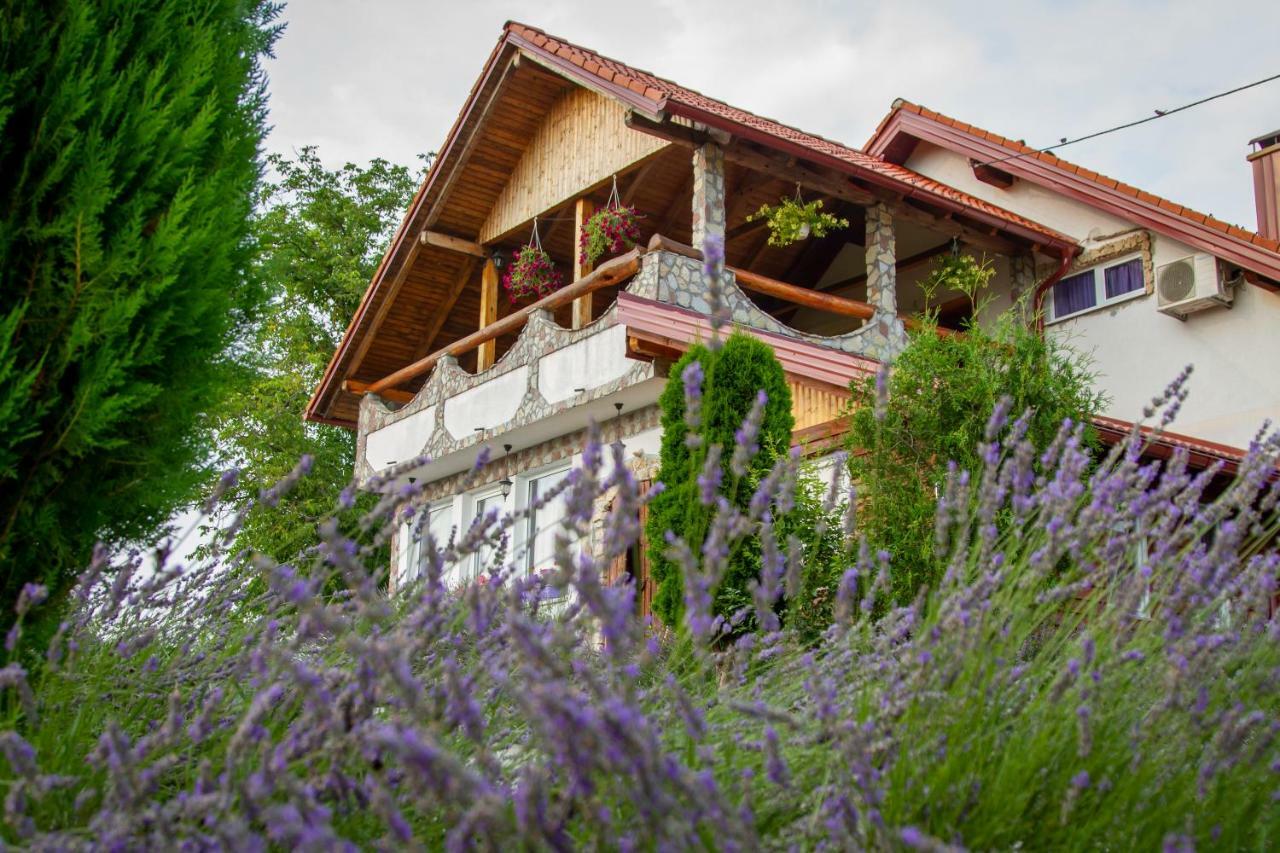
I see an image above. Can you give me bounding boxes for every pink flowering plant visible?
[1,286,1278,846]
[579,204,640,266]
[502,244,563,302]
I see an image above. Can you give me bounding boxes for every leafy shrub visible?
[1,372,1277,848]
[848,255,1103,606]
[645,332,793,628]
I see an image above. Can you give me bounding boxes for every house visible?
[305,22,1280,594]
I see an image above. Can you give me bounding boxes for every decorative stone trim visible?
[1069,230,1154,294]
[643,250,907,362]
[357,304,655,487]
[691,142,726,248]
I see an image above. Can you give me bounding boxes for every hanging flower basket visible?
[746,192,848,248]
[579,204,641,266]
[503,244,563,302]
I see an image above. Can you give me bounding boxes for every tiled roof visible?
[504,22,1073,249]
[869,99,1280,256]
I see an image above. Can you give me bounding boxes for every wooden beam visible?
[421,230,488,258]
[813,240,955,295]
[343,380,414,405]
[572,198,595,328]
[731,268,875,320]
[409,257,478,361]
[626,112,878,210]
[970,159,1015,189]
[363,250,642,396]
[477,259,498,371]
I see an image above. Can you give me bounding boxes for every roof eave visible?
[866,106,1280,281]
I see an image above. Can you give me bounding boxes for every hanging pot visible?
[796,221,811,240]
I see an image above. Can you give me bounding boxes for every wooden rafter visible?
[421,230,489,258]
[409,257,478,362]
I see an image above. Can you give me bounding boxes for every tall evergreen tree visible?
[207,149,423,562]
[0,0,281,611]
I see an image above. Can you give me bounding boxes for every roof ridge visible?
[503,20,868,159]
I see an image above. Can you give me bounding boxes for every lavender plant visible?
[1,366,1278,848]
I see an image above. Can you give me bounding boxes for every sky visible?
[264,1,1280,232]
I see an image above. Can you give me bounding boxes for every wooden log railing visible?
[358,248,643,397]
[353,234,954,402]
[645,233,954,335]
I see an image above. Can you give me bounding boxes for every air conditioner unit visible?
[1156,254,1232,318]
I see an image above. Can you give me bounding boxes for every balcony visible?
[352,235,900,487]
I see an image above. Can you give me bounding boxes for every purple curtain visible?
[1104,258,1144,299]
[1053,271,1095,318]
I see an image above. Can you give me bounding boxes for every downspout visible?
[1032,248,1078,335]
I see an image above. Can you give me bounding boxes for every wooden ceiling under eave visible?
[321,52,873,425]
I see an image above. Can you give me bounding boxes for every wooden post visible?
[477,258,498,371]
[572,198,595,329]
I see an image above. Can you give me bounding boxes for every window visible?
[1048,256,1145,322]
[398,517,422,586]
[399,502,453,586]
[525,467,572,576]
[471,491,505,580]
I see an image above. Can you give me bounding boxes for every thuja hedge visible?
[1,372,1278,848]
[645,332,792,628]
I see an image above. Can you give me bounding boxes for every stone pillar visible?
[1009,252,1037,317]
[691,142,726,249]
[865,202,897,317]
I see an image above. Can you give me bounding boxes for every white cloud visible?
[264,0,1280,229]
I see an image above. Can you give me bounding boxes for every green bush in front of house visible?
[646,332,793,629]
[846,255,1104,607]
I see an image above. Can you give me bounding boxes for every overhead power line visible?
[977,72,1280,168]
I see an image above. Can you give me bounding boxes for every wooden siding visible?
[480,88,668,244]
[789,380,849,432]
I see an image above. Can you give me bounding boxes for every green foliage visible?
[206,149,423,562]
[847,255,1104,606]
[0,0,280,611]
[780,468,847,643]
[746,197,848,247]
[646,333,793,628]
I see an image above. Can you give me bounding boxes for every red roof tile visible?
[503,22,1073,249]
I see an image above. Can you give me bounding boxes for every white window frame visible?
[467,486,508,581]
[1046,253,1146,324]
[518,461,575,579]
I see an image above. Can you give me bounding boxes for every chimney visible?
[1248,130,1280,241]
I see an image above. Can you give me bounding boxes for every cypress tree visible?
[646,333,793,629]
[0,0,280,612]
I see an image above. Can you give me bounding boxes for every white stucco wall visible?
[366,405,436,469]
[538,325,633,403]
[442,366,529,440]
[904,142,1280,448]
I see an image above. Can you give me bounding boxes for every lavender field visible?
[2,371,1277,850]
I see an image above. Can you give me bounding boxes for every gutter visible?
[1032,248,1078,334]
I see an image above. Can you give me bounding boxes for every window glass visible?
[526,468,571,574]
[422,503,453,581]
[400,518,422,584]
[1053,271,1096,318]
[473,493,503,579]
[1104,258,1144,299]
